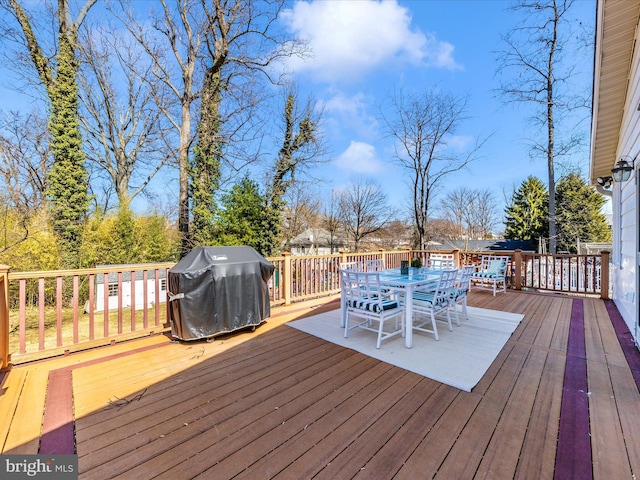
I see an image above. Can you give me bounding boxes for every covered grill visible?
[168,246,274,341]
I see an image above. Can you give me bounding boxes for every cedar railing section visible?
[0,249,610,367]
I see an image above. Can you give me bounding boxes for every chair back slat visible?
[433,269,459,303]
[340,261,364,272]
[457,265,475,291]
[365,259,385,272]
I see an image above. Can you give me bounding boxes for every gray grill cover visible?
[168,246,274,340]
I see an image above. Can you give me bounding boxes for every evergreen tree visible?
[504,176,549,242]
[555,173,611,253]
[217,176,265,252]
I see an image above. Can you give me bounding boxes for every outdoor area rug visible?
[287,306,525,392]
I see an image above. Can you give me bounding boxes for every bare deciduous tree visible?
[381,89,487,250]
[78,22,175,212]
[338,178,391,252]
[441,187,499,241]
[0,110,51,252]
[497,0,586,253]
[0,111,50,212]
[114,0,206,256]
[322,190,344,254]
[281,183,320,251]
[116,0,306,256]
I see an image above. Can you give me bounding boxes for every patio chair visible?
[339,265,364,328]
[340,261,364,272]
[343,270,404,349]
[450,265,475,325]
[426,255,456,269]
[411,269,458,341]
[471,255,508,296]
[365,258,386,271]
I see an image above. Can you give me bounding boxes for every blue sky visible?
[276,0,597,221]
[0,0,597,227]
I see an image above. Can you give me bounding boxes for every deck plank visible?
[475,346,548,479]
[515,349,566,479]
[79,337,356,477]
[311,376,441,480]
[271,371,421,480]
[587,298,637,480]
[75,330,322,438]
[149,358,396,479]
[351,383,460,480]
[0,368,29,452]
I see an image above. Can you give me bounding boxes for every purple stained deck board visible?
[605,300,640,391]
[39,368,75,454]
[37,341,168,455]
[554,299,592,480]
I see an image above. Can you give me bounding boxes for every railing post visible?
[514,249,522,290]
[0,265,10,369]
[283,252,292,306]
[601,251,610,300]
[453,249,460,268]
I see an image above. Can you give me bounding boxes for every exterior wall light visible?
[611,157,635,182]
[597,176,613,189]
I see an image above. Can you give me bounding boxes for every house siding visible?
[612,29,640,346]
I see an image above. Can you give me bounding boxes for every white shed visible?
[590,0,640,349]
[93,265,168,312]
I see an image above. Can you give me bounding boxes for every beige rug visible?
[287,306,524,392]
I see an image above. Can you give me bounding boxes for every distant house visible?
[435,239,537,252]
[288,228,347,255]
[93,265,168,312]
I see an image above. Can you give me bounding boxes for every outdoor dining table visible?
[377,267,445,348]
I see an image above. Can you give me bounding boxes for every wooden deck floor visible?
[2,290,640,479]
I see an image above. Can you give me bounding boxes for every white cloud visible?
[334,141,384,173]
[280,0,461,84]
[322,92,380,140]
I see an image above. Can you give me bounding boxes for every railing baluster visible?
[88,274,95,340]
[103,272,109,338]
[117,271,123,334]
[19,279,26,354]
[154,269,160,327]
[56,276,63,347]
[143,269,149,330]
[73,275,79,344]
[130,270,136,332]
[38,278,45,351]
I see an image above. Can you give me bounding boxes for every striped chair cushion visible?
[412,291,447,307]
[473,260,504,277]
[450,287,468,300]
[347,298,398,313]
[472,271,499,278]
